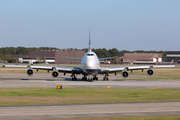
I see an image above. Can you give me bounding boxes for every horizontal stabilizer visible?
[62,56,82,61]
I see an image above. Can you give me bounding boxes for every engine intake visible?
[147,69,154,76]
[27,69,34,76]
[52,71,59,78]
[122,71,129,78]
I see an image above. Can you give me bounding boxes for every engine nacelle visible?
[147,69,154,76]
[27,69,34,76]
[122,71,129,78]
[52,71,59,78]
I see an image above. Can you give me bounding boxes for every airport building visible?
[19,50,85,64]
[166,51,180,62]
[118,53,163,64]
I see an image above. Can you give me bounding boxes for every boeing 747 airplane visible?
[3,32,177,82]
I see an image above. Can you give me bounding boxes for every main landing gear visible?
[93,76,98,81]
[71,74,77,81]
[82,76,87,81]
[82,75,98,82]
[88,75,98,82]
[71,75,99,82]
[103,74,109,81]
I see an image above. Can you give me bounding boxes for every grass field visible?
[0,88,180,105]
[44,115,180,120]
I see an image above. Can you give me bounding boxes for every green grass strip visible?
[0,88,180,105]
[47,115,180,120]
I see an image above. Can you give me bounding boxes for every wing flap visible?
[56,66,73,72]
[151,65,176,68]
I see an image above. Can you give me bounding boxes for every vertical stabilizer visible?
[89,31,91,51]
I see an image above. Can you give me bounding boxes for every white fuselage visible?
[81,51,100,72]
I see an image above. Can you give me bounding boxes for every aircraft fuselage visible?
[81,51,100,75]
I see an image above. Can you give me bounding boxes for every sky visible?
[0,0,180,51]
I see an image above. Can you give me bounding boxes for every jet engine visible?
[27,69,34,76]
[52,71,59,78]
[122,71,129,78]
[147,69,154,76]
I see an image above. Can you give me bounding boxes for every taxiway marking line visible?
[65,85,73,88]
[34,85,46,88]
[107,86,111,88]
[151,87,162,89]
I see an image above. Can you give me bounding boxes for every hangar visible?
[166,51,180,62]
[118,53,162,65]
[19,50,85,64]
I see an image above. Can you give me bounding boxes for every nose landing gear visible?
[88,78,93,82]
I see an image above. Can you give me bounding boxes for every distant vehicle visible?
[3,32,177,82]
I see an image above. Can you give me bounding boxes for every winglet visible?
[175,61,178,66]
[89,31,91,51]
[2,61,5,67]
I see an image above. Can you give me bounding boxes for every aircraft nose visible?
[86,62,94,69]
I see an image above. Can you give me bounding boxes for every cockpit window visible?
[87,54,94,56]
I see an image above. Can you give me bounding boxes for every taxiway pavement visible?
[1,101,180,120]
[0,73,179,89]
[0,73,180,119]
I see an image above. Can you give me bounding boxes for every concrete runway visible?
[1,102,180,120]
[0,73,180,119]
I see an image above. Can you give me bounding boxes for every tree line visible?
[0,47,60,62]
[0,47,167,63]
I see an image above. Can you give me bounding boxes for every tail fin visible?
[89,31,91,51]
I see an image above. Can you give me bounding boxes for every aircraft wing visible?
[62,56,82,61]
[99,56,118,61]
[2,64,30,67]
[100,64,176,74]
[2,64,81,74]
